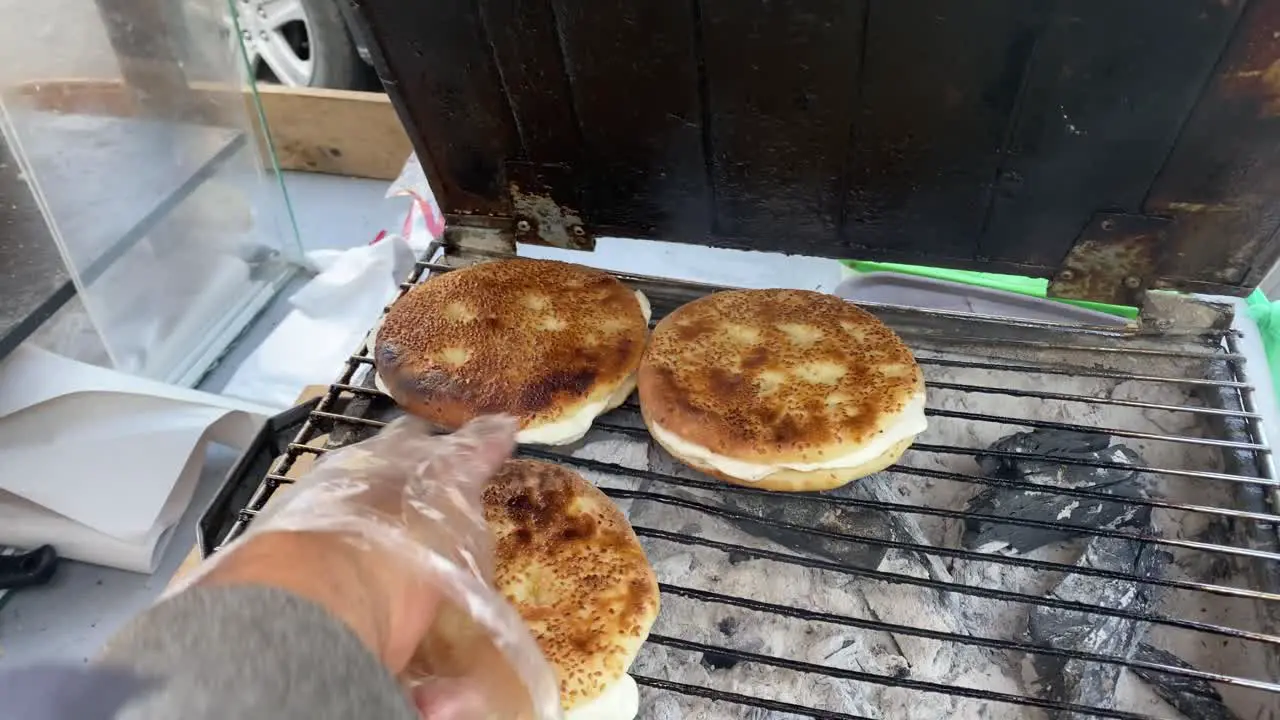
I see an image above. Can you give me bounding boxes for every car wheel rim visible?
[235,0,315,87]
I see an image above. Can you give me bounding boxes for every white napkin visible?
[220,234,414,409]
[0,345,275,573]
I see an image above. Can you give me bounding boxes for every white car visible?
[185,0,374,90]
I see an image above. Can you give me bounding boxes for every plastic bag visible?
[387,153,445,258]
[222,415,562,719]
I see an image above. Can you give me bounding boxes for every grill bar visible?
[917,356,1250,388]
[925,379,1261,419]
[914,443,1280,487]
[409,256,1228,340]
[646,634,1158,720]
[901,336,1244,361]
[210,250,1280,719]
[631,676,874,720]
[609,399,1265,451]
[547,439,1280,566]
[925,407,1270,451]
[411,259,1232,343]
[339,372,1263,422]
[287,436,1280,526]
[660,583,1280,692]
[588,417,1280,487]
[604,487,1280,615]
[893,464,1280,524]
[276,416,1280,593]
[631,527,1280,646]
[241,473,1280,642]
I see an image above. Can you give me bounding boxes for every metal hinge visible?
[1047,212,1173,307]
[504,161,595,251]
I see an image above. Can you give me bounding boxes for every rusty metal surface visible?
[505,162,594,250]
[350,0,1280,293]
[1145,0,1280,287]
[1047,213,1172,307]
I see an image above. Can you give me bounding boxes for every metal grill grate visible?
[213,246,1280,719]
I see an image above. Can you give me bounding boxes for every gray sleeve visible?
[97,585,417,720]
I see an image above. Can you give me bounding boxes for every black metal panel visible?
[347,0,1280,296]
[701,0,865,248]
[1147,0,1280,287]
[477,0,581,162]
[357,0,519,215]
[549,0,711,236]
[980,0,1241,268]
[844,0,1051,259]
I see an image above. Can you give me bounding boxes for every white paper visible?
[220,235,414,409]
[0,345,272,573]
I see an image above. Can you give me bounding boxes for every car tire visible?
[301,0,363,89]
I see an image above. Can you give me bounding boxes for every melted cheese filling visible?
[371,290,651,446]
[515,290,648,445]
[565,674,639,720]
[651,393,928,482]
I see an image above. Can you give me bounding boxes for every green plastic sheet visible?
[1248,289,1280,400]
[841,260,1138,319]
[843,260,1280,402]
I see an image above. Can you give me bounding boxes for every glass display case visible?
[0,0,302,385]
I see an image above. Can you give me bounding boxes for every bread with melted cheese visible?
[638,289,926,491]
[484,460,659,719]
[374,259,650,445]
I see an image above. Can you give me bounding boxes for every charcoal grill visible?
[207,1,1280,716]
[199,239,1280,718]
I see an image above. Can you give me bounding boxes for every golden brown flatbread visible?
[638,289,924,490]
[483,460,659,711]
[375,259,647,441]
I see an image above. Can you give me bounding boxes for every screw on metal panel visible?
[1100,219,1116,231]
[571,225,586,237]
[1123,275,1142,289]
[1058,269,1076,281]
[515,219,531,232]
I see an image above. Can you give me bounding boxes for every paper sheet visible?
[0,346,274,573]
[220,234,414,409]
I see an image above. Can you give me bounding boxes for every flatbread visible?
[483,460,659,710]
[638,289,924,489]
[375,259,647,436]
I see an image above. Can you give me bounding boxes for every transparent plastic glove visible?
[209,415,562,720]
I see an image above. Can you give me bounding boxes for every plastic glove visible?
[192,415,562,720]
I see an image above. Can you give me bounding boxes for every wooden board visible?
[15,80,411,181]
[249,86,412,180]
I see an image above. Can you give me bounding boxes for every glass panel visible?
[0,0,302,385]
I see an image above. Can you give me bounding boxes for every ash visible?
[544,350,1280,720]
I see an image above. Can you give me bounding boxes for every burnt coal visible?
[646,444,892,570]
[1132,644,1241,720]
[1029,536,1170,720]
[972,429,1181,718]
[700,650,742,671]
[963,430,1151,553]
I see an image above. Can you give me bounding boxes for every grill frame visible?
[202,243,1280,719]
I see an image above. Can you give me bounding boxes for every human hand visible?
[190,415,561,720]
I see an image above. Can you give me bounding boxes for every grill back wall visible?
[346,0,1280,301]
